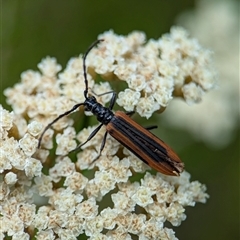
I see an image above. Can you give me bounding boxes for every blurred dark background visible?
[1,1,239,239]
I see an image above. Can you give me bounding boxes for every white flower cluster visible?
[1,29,212,239]
[0,105,208,239]
[0,106,42,239]
[86,28,217,118]
[162,0,239,147]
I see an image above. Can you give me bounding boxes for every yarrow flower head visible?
[1,28,213,239]
[87,27,217,118]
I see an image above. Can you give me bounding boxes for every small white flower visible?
[132,186,154,207]
[4,172,18,185]
[0,106,14,130]
[19,133,38,157]
[25,157,42,177]
[182,82,205,105]
[117,89,141,112]
[37,56,62,77]
[136,95,160,119]
[27,121,43,137]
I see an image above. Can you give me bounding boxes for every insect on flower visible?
[38,39,184,176]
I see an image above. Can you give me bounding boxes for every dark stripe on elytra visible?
[109,115,171,164]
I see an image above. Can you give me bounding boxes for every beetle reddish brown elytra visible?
[38,39,184,176]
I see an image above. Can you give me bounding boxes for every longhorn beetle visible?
[38,39,184,176]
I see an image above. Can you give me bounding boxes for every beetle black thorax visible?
[84,96,114,125]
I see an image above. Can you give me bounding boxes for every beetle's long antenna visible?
[38,102,85,148]
[38,39,104,149]
[83,39,104,99]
